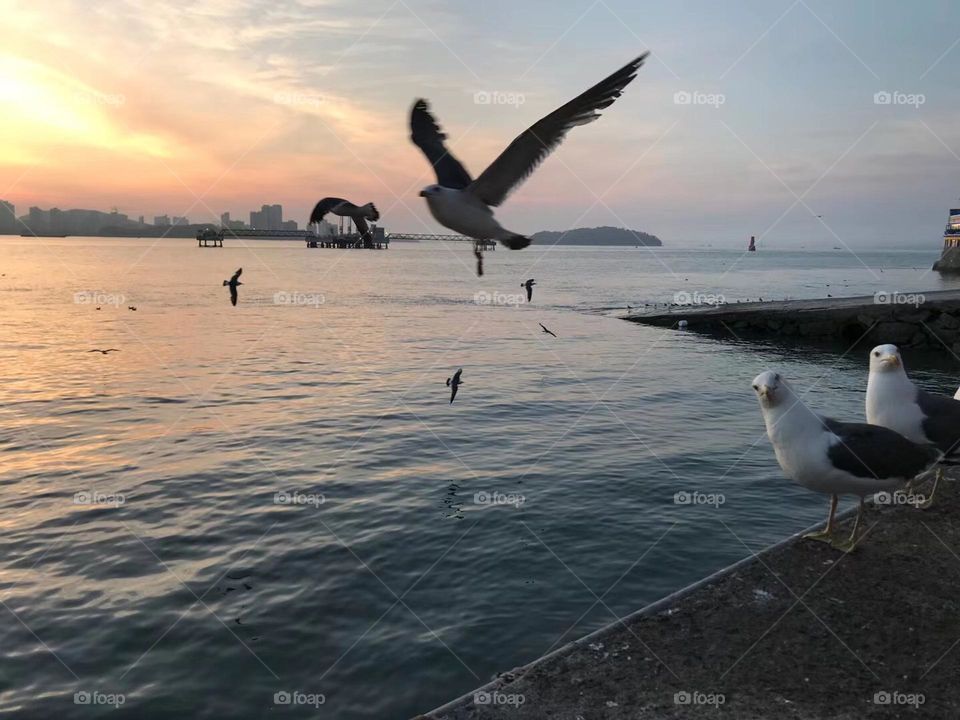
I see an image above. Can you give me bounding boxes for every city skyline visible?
[2,1,960,247]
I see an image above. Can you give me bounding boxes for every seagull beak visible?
[419,190,427,197]
[757,385,772,400]
[881,354,900,367]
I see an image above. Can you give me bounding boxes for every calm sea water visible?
[1,237,958,719]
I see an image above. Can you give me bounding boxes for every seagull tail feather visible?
[498,233,531,250]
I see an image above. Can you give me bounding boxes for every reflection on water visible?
[0,238,957,718]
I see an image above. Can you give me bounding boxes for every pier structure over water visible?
[626,289,960,353]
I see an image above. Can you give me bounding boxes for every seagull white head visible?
[869,344,903,373]
[752,370,788,409]
[419,184,442,198]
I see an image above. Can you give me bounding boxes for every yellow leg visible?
[831,498,865,553]
[916,468,943,510]
[804,494,838,543]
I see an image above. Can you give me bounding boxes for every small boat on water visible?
[748,235,756,252]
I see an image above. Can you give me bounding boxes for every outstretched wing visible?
[230,285,238,306]
[450,384,458,403]
[410,100,473,190]
[231,267,242,283]
[468,53,648,207]
[309,197,351,224]
[452,368,462,384]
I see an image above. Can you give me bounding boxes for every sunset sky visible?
[2,0,960,246]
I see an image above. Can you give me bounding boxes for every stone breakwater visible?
[625,289,960,352]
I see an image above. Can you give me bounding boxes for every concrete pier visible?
[625,289,960,352]
[420,477,960,719]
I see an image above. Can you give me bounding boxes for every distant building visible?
[221,212,231,227]
[315,219,337,237]
[172,216,189,226]
[281,219,298,231]
[154,215,171,226]
[0,200,16,234]
[137,215,144,225]
[265,204,282,231]
[249,209,264,229]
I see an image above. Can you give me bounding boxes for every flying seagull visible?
[446,368,463,404]
[89,348,120,355]
[753,370,939,552]
[309,197,380,244]
[223,268,242,307]
[522,279,536,302]
[410,53,648,266]
[539,323,556,337]
[127,306,137,311]
[866,344,960,505]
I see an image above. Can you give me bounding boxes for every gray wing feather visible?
[410,100,473,190]
[916,389,960,456]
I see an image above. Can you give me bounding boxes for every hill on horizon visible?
[531,226,662,246]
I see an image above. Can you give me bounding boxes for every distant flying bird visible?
[309,198,379,243]
[127,306,137,311]
[410,53,647,270]
[223,267,242,306]
[88,348,119,355]
[446,368,463,404]
[539,323,557,337]
[95,306,101,310]
[522,279,536,302]
[474,243,484,277]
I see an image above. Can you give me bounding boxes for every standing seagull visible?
[753,371,938,552]
[309,198,379,244]
[522,279,536,302]
[446,369,463,404]
[866,344,960,505]
[539,323,557,338]
[223,268,242,307]
[410,53,648,267]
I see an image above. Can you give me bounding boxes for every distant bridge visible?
[388,233,495,249]
[198,227,496,250]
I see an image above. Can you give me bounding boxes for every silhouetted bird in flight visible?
[89,348,119,354]
[474,243,484,276]
[309,198,379,243]
[446,368,463,404]
[522,279,536,302]
[539,323,557,337]
[223,268,242,306]
[410,53,647,274]
[127,306,137,311]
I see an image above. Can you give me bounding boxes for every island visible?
[531,225,662,246]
